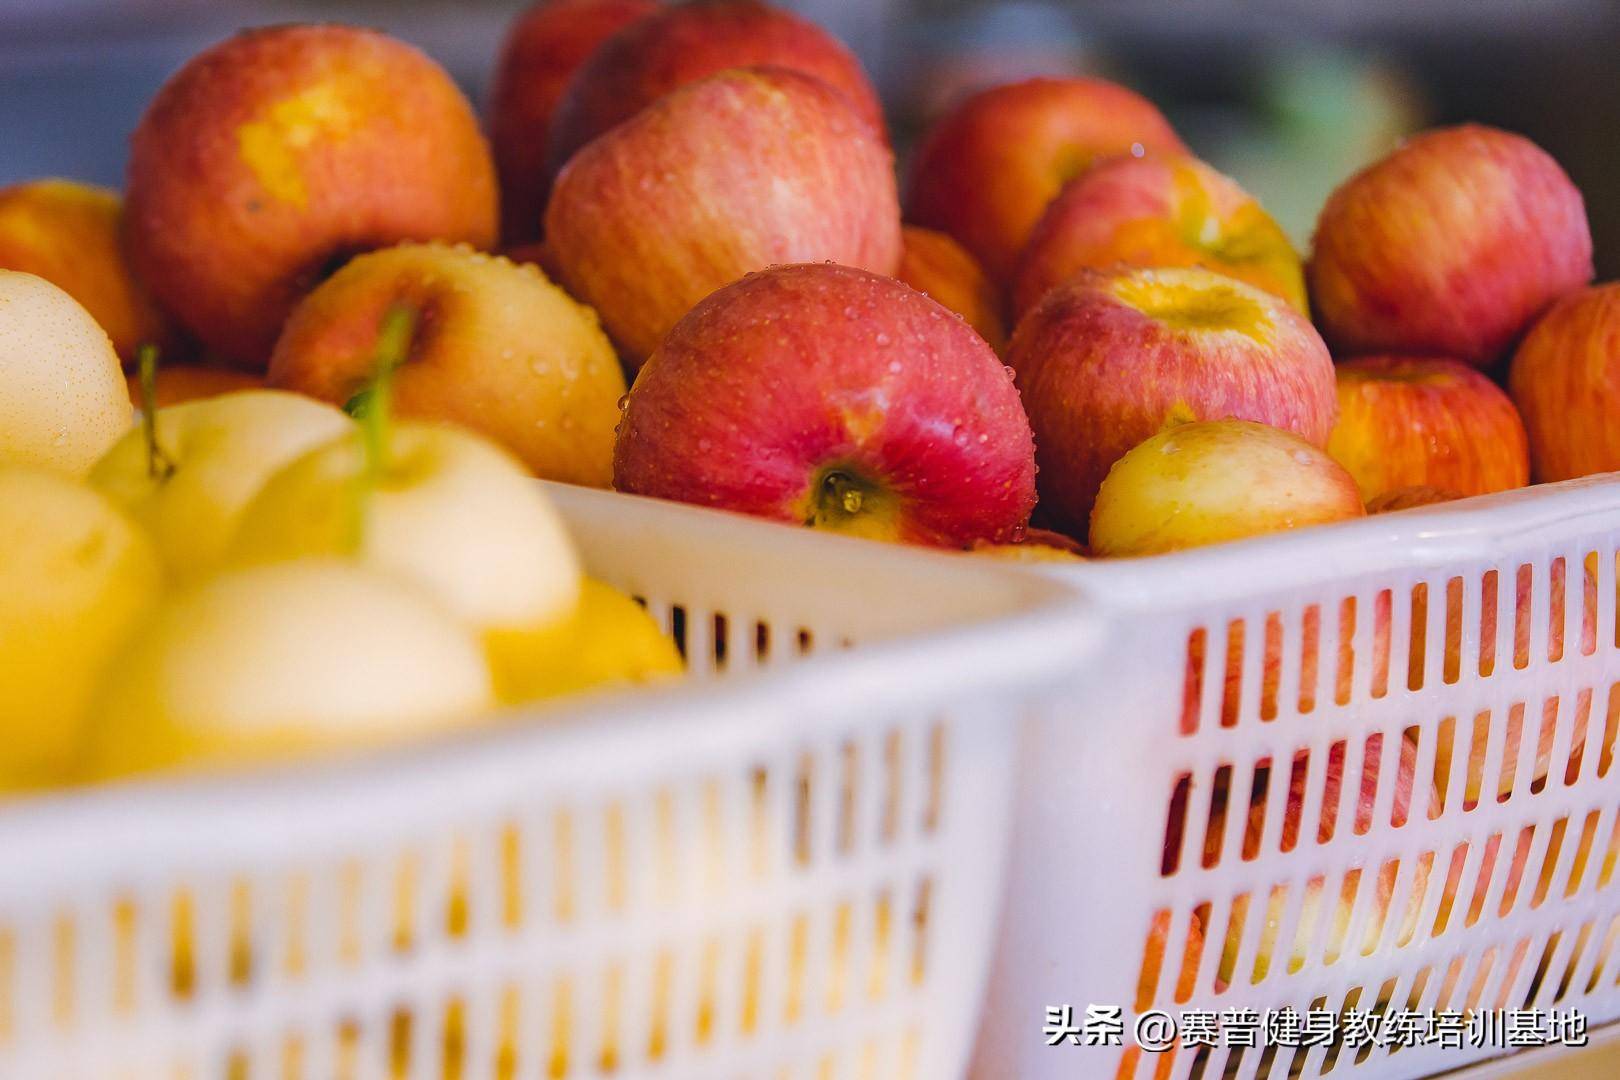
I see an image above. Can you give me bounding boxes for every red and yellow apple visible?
[1008,266,1337,535]
[971,527,1086,563]
[1508,283,1620,482]
[1012,153,1305,318]
[1366,486,1460,514]
[905,76,1185,283]
[124,24,498,370]
[613,263,1036,547]
[268,243,625,486]
[0,179,181,364]
[895,225,1007,352]
[545,0,886,179]
[545,67,901,367]
[128,365,263,410]
[1309,124,1591,367]
[1090,419,1364,557]
[1328,355,1529,504]
[488,0,656,245]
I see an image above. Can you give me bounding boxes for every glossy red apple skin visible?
[1012,152,1305,319]
[488,0,656,246]
[545,0,885,178]
[1329,355,1529,504]
[1508,283,1620,482]
[905,77,1185,284]
[1308,124,1591,368]
[124,25,497,371]
[545,67,901,368]
[1008,266,1337,536]
[895,225,1007,352]
[613,263,1037,548]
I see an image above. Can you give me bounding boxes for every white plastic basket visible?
[0,483,1094,1080]
[974,474,1620,1079]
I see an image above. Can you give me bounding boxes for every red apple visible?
[895,225,1007,352]
[488,0,656,246]
[545,0,886,180]
[1508,283,1620,481]
[1090,419,1363,558]
[1012,153,1305,319]
[613,263,1036,548]
[127,365,263,410]
[545,67,901,367]
[1328,355,1529,504]
[1309,125,1591,367]
[1008,266,1337,534]
[905,77,1185,284]
[124,25,498,370]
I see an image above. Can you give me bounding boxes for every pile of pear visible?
[0,269,680,796]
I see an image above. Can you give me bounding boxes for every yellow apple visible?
[0,467,164,791]
[85,559,494,779]
[488,578,683,704]
[0,269,133,475]
[89,389,352,581]
[231,421,582,634]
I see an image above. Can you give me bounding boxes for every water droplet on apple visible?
[842,305,860,319]
[887,360,902,374]
[952,425,969,447]
[1130,142,1146,157]
[875,332,891,347]
[977,433,989,445]
[698,437,712,452]
[638,174,655,192]
[1003,364,1017,381]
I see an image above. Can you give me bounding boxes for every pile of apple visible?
[1,0,1617,786]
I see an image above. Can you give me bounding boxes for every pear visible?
[0,269,132,475]
[89,389,351,581]
[86,559,494,780]
[0,466,162,790]
[231,421,582,635]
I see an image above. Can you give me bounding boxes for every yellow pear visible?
[86,559,494,780]
[89,389,352,581]
[0,269,132,475]
[489,578,683,704]
[0,466,163,790]
[231,421,582,633]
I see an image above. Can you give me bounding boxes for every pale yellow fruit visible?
[488,578,683,704]
[1089,419,1366,557]
[231,422,581,632]
[0,269,132,475]
[0,466,162,790]
[89,389,352,581]
[86,559,494,779]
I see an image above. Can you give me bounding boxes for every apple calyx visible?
[136,344,177,481]
[806,466,900,541]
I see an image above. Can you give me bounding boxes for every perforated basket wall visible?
[0,484,1092,1080]
[974,475,1620,1080]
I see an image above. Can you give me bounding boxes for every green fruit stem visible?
[136,344,177,481]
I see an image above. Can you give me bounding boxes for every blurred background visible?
[1,0,1617,272]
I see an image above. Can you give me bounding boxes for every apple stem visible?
[356,304,416,482]
[136,344,176,481]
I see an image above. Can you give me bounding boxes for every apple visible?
[124,24,498,370]
[1328,355,1529,504]
[545,67,901,367]
[613,263,1036,547]
[231,421,583,641]
[1366,486,1460,514]
[545,0,886,180]
[895,225,1007,352]
[1308,124,1591,367]
[1091,419,1364,558]
[1008,266,1337,534]
[85,560,494,780]
[1508,283,1620,482]
[90,389,354,582]
[267,243,625,484]
[0,270,133,476]
[0,467,163,791]
[905,76,1185,284]
[0,179,181,364]
[971,527,1086,563]
[488,0,656,246]
[127,365,263,410]
[1012,153,1306,319]
[490,578,684,704]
